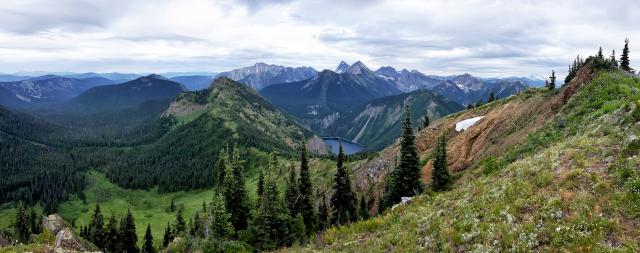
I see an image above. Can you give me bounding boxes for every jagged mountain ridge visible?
[215,62,318,90]
[259,61,403,133]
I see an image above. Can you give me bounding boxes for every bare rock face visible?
[55,228,90,252]
[42,214,97,253]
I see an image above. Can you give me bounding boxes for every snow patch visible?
[455,116,484,132]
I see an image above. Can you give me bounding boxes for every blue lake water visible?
[322,137,365,155]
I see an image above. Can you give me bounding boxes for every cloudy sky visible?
[0,0,638,78]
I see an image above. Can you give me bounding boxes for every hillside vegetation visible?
[284,68,640,252]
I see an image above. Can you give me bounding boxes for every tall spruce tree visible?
[215,147,228,188]
[611,49,619,67]
[297,142,316,233]
[597,46,604,59]
[14,201,30,243]
[89,203,105,249]
[431,135,451,191]
[284,164,299,216]
[104,214,121,253]
[209,192,234,239]
[330,142,356,225]
[257,168,265,199]
[357,195,370,220]
[547,70,556,90]
[29,208,41,235]
[223,146,250,232]
[142,224,155,253]
[175,207,186,234]
[621,38,633,72]
[381,106,423,209]
[247,153,293,250]
[121,209,138,253]
[317,195,329,230]
[162,222,174,248]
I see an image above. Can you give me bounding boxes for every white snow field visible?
[455,116,484,132]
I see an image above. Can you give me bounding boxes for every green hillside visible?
[284,70,640,252]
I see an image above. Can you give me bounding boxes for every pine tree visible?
[169,199,175,212]
[317,195,329,230]
[547,70,556,90]
[104,214,121,253]
[597,46,604,59]
[223,146,250,232]
[297,141,316,233]
[621,38,633,72]
[488,91,495,103]
[175,207,186,234]
[247,153,293,250]
[28,208,41,235]
[381,105,423,209]
[202,199,207,213]
[191,212,202,237]
[357,195,370,220]
[330,142,356,225]
[291,213,306,245]
[89,203,105,249]
[431,135,451,191]
[15,201,30,243]
[162,222,174,248]
[215,147,228,188]
[467,104,474,110]
[142,224,155,253]
[611,49,619,67]
[209,192,234,239]
[257,168,265,198]
[121,209,138,253]
[284,164,299,216]
[423,114,430,129]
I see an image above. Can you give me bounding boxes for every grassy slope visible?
[285,71,640,252]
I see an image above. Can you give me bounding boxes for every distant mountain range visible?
[63,74,186,115]
[0,76,115,108]
[260,61,402,132]
[216,63,318,90]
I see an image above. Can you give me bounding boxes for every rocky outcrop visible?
[43,214,97,252]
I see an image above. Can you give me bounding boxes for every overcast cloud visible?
[0,0,638,78]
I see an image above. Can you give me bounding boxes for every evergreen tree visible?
[175,206,186,234]
[247,153,293,250]
[431,135,451,191]
[547,70,556,90]
[621,38,633,72]
[597,46,604,59]
[215,147,228,188]
[357,195,370,220]
[284,164,299,216]
[209,192,234,239]
[611,49,619,67]
[381,106,423,209]
[121,209,138,253]
[14,201,30,243]
[488,91,495,103]
[202,199,207,213]
[423,114,430,129]
[330,142,356,225]
[142,224,155,253]
[29,208,41,235]
[467,104,474,110]
[169,199,175,212]
[257,168,265,198]
[291,213,306,245]
[104,214,121,253]
[223,146,250,232]
[89,203,105,249]
[162,222,174,248]
[317,195,329,230]
[297,142,316,233]
[191,212,202,237]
